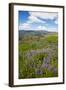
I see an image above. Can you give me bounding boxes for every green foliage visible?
[19,32,58,79]
[33,53,48,65]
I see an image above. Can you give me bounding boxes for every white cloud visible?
[19,22,47,31]
[29,12,58,20]
[19,12,58,32]
[19,23,57,32]
[37,26,47,30]
[28,15,45,23]
[19,23,30,30]
[47,27,58,32]
[54,19,58,24]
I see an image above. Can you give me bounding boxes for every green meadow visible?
[19,31,58,79]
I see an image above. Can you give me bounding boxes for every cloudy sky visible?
[18,11,58,32]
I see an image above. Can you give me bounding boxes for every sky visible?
[18,11,58,32]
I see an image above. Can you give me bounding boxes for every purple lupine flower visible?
[53,67,57,76]
[36,69,42,75]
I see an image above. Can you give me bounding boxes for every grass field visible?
[19,31,58,79]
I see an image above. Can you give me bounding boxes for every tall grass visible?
[19,33,58,79]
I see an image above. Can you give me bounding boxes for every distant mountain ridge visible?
[19,30,56,39]
[19,30,49,37]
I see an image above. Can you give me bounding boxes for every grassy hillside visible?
[19,30,58,79]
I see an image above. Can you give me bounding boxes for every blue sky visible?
[19,11,58,32]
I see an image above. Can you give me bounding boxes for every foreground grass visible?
[19,33,58,79]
